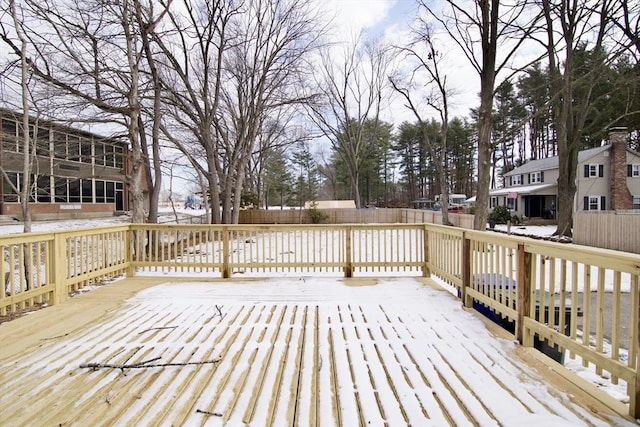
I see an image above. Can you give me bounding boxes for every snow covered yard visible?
[0,277,632,426]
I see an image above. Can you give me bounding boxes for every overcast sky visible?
[324,0,481,124]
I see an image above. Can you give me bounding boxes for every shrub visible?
[487,205,511,224]
[307,203,328,224]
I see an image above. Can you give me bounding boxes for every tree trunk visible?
[473,97,495,230]
[472,0,499,231]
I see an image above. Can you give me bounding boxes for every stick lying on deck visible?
[79,357,221,373]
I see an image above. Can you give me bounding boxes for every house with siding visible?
[0,108,133,220]
[490,128,640,219]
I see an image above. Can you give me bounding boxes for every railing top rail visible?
[129,223,429,231]
[0,224,131,242]
[525,240,640,273]
[0,232,56,244]
[423,223,466,237]
[462,229,522,248]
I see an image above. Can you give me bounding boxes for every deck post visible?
[344,226,353,278]
[51,233,67,305]
[422,225,430,277]
[222,226,230,279]
[516,243,532,346]
[461,233,471,308]
[125,227,134,277]
[633,275,640,418]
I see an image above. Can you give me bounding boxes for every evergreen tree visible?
[263,150,294,209]
[290,141,321,208]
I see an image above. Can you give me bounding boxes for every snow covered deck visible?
[0,277,632,426]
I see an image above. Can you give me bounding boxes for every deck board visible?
[0,277,633,426]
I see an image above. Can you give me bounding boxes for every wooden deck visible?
[0,277,633,426]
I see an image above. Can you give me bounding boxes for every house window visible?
[95,142,105,166]
[511,175,522,186]
[81,138,92,165]
[633,196,640,209]
[584,196,606,211]
[35,126,50,157]
[2,172,19,202]
[54,177,68,202]
[106,181,115,203]
[95,180,105,203]
[630,164,640,177]
[1,118,18,152]
[53,131,67,159]
[36,175,51,203]
[67,136,81,162]
[82,179,93,203]
[584,164,604,178]
[114,146,124,169]
[68,179,81,202]
[530,172,542,183]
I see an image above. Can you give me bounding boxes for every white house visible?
[490,128,640,219]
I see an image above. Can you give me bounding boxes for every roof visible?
[504,145,611,176]
[490,183,557,196]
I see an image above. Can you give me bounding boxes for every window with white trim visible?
[511,175,522,185]
[633,196,640,209]
[589,196,600,210]
[632,164,640,177]
[530,172,542,183]
[584,163,604,178]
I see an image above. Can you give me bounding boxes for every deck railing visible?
[0,222,638,417]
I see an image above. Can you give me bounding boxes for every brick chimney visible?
[609,127,632,210]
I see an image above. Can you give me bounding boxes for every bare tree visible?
[0,0,169,224]
[609,0,640,55]
[1,1,33,233]
[133,1,172,224]
[155,0,323,223]
[307,37,391,209]
[152,0,236,224]
[390,21,453,225]
[422,0,543,230]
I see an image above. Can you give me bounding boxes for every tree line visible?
[0,0,638,237]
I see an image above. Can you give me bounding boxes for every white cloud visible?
[322,0,399,42]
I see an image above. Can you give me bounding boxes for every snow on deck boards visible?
[0,278,631,426]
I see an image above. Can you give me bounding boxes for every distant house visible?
[0,108,133,220]
[490,128,640,219]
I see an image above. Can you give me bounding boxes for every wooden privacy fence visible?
[238,207,475,229]
[1,223,639,417]
[574,210,640,253]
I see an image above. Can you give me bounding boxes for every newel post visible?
[461,232,471,308]
[516,242,533,345]
[51,233,67,305]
